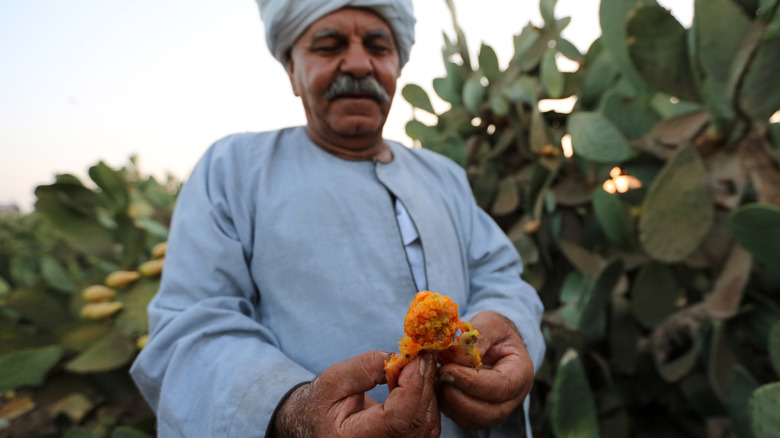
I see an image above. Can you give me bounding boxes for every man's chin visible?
[332,121,383,138]
[327,109,387,135]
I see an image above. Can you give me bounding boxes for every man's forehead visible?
[303,8,394,39]
[310,27,393,41]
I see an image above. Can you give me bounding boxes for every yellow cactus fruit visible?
[136,334,150,349]
[105,270,140,288]
[138,258,164,277]
[80,301,124,320]
[524,219,541,234]
[127,199,154,219]
[539,144,560,158]
[81,285,117,302]
[151,241,168,259]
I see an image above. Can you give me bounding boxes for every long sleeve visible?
[129,143,313,437]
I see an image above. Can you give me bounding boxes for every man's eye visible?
[367,44,391,54]
[313,45,341,54]
[310,36,345,54]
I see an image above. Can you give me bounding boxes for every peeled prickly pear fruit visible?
[384,291,481,390]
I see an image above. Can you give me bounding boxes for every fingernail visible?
[419,356,428,376]
[439,373,455,383]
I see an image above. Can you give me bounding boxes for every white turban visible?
[256,0,416,69]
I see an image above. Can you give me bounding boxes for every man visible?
[130,1,545,436]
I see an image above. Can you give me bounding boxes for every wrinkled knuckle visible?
[386,407,432,437]
[386,419,412,438]
[423,419,440,437]
[408,410,428,430]
[460,375,477,394]
[383,409,412,437]
[489,380,512,402]
[359,353,379,379]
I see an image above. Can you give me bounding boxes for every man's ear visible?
[285,57,301,97]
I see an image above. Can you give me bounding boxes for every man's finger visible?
[343,352,439,437]
[386,352,437,425]
[438,383,518,429]
[426,392,442,438]
[314,350,390,401]
[439,346,531,403]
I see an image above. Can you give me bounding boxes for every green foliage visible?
[627,5,701,102]
[692,0,752,126]
[401,84,435,114]
[770,322,780,376]
[630,262,682,329]
[638,145,714,262]
[738,8,780,122]
[0,158,177,436]
[750,382,780,438]
[0,345,63,392]
[403,0,780,436]
[111,426,153,438]
[65,328,138,374]
[728,366,760,438]
[549,350,599,438]
[730,203,780,270]
[598,0,655,95]
[568,112,634,162]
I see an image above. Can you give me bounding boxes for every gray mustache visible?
[323,76,391,103]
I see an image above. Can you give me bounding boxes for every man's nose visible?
[339,45,373,78]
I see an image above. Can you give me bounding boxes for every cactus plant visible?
[770,322,780,377]
[727,366,759,438]
[0,158,176,436]
[549,349,599,438]
[403,0,780,436]
[749,382,780,438]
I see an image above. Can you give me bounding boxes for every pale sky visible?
[0,0,692,210]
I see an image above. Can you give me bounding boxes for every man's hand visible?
[436,311,534,429]
[273,350,440,437]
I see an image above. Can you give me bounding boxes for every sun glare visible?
[538,96,577,114]
[603,167,642,194]
[561,134,573,158]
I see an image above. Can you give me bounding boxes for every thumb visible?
[467,311,517,361]
[315,351,390,401]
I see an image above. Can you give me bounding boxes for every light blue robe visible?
[130,126,545,437]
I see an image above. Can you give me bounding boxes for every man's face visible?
[286,8,400,142]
